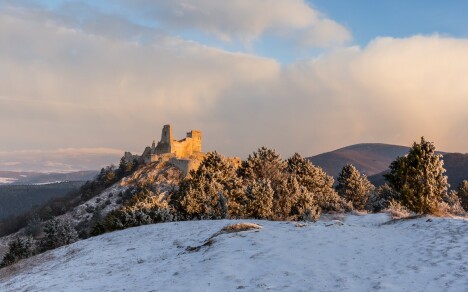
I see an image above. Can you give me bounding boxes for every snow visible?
[1,214,467,291]
[31,181,65,185]
[0,177,17,184]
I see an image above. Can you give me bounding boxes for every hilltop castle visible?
[145,125,202,160]
[123,125,205,174]
[123,124,240,175]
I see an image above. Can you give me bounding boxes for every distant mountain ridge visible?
[307,143,410,178]
[0,170,98,185]
[307,143,468,188]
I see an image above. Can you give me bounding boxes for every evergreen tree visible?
[246,179,274,219]
[0,237,33,267]
[39,218,78,252]
[456,180,468,211]
[238,147,286,188]
[336,164,374,211]
[286,153,345,212]
[384,137,449,214]
[179,152,243,219]
[367,184,400,212]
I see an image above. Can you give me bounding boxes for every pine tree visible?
[456,180,468,211]
[367,184,400,212]
[0,237,33,267]
[336,164,374,211]
[39,218,78,252]
[179,151,243,219]
[384,137,448,214]
[246,179,274,219]
[238,147,286,188]
[286,153,345,212]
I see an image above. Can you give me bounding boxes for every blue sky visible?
[1,0,468,171]
[311,0,468,45]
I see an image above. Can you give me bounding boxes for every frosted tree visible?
[279,175,320,221]
[39,218,78,252]
[238,147,286,189]
[1,236,34,267]
[245,178,274,219]
[336,164,374,211]
[367,184,400,212]
[180,151,244,219]
[384,137,448,214]
[456,180,468,211]
[286,153,346,212]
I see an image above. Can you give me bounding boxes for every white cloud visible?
[114,0,351,47]
[0,148,124,172]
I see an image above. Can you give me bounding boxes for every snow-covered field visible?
[1,214,467,291]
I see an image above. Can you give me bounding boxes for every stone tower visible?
[155,124,173,154]
[161,125,173,144]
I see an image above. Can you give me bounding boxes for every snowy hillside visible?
[1,214,467,291]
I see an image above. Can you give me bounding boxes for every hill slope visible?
[308,144,468,188]
[368,152,468,188]
[307,143,409,177]
[0,182,84,220]
[1,215,467,291]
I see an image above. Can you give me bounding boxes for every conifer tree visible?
[39,218,78,252]
[286,153,344,212]
[385,137,449,214]
[0,237,33,267]
[179,151,243,219]
[457,180,468,211]
[336,164,374,211]
[238,147,286,188]
[367,184,400,212]
[246,179,274,219]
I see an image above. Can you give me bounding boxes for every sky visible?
[1,0,468,172]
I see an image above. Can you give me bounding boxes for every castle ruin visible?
[123,124,241,175]
[124,125,205,175]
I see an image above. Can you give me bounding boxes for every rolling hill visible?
[0,181,85,220]
[307,143,409,178]
[307,143,468,188]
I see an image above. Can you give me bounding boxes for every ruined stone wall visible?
[172,137,201,158]
[187,130,202,153]
[168,157,203,175]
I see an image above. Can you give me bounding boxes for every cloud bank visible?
[115,0,351,46]
[0,1,467,171]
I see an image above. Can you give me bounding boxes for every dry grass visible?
[0,252,55,281]
[186,222,262,253]
[219,223,262,234]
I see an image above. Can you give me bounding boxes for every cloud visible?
[113,0,351,47]
[0,148,124,172]
[0,3,467,173]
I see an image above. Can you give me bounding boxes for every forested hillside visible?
[0,182,84,220]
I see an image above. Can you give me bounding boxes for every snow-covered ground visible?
[1,214,467,291]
